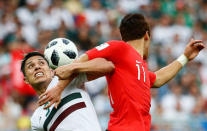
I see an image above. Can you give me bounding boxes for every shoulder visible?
[106,40,127,46]
[105,40,128,50]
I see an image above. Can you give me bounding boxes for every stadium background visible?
[0,0,207,130]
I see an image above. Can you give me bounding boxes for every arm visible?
[39,42,118,108]
[38,77,75,109]
[153,39,205,88]
[38,55,115,108]
[61,41,122,80]
[55,54,115,80]
[153,60,182,87]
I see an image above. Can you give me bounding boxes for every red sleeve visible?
[149,71,156,87]
[86,41,126,62]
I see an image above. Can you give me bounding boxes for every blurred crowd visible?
[0,0,207,130]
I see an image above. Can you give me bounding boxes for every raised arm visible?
[153,39,205,88]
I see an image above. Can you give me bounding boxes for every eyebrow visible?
[26,58,45,66]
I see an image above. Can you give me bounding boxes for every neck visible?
[127,38,144,58]
[33,78,52,96]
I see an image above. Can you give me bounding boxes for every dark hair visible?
[119,13,150,42]
[21,51,49,76]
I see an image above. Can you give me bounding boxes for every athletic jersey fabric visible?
[86,41,156,131]
[31,74,101,131]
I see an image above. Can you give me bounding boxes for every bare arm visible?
[153,60,182,87]
[39,77,75,109]
[153,39,205,88]
[38,54,114,108]
[54,54,115,80]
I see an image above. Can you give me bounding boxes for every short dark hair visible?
[119,13,150,42]
[21,51,49,76]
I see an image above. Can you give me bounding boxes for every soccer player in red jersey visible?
[39,13,205,131]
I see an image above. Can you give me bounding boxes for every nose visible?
[34,65,41,71]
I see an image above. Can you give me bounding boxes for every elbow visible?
[152,82,161,88]
[153,78,166,88]
[96,58,115,74]
[108,61,115,72]
[102,60,115,74]
[153,74,163,88]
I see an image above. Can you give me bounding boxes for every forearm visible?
[55,54,114,80]
[153,60,183,88]
[71,58,115,80]
[38,75,76,107]
[57,75,76,91]
[153,39,205,88]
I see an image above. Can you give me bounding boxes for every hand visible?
[55,64,74,80]
[38,86,62,109]
[184,38,205,61]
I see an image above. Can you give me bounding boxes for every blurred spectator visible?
[171,13,192,43]
[152,14,173,45]
[198,2,207,30]
[0,0,207,130]
[15,0,39,46]
[38,1,74,31]
[166,34,185,59]
[84,0,108,27]
[161,84,190,120]
[36,29,53,50]
[118,0,150,13]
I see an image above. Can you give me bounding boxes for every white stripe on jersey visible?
[31,74,101,131]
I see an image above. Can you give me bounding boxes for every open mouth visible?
[34,72,44,78]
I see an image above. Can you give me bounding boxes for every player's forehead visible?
[25,55,46,65]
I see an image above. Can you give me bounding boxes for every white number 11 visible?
[136,60,146,82]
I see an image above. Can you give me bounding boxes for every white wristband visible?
[177,54,189,66]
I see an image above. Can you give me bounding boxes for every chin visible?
[34,77,47,84]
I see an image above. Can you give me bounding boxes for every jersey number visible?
[136,60,146,82]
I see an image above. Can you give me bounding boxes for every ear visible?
[144,31,150,40]
[24,77,29,84]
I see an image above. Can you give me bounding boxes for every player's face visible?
[24,56,53,86]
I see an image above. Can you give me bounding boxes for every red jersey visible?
[86,41,156,131]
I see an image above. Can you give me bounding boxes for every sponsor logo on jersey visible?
[96,43,109,51]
